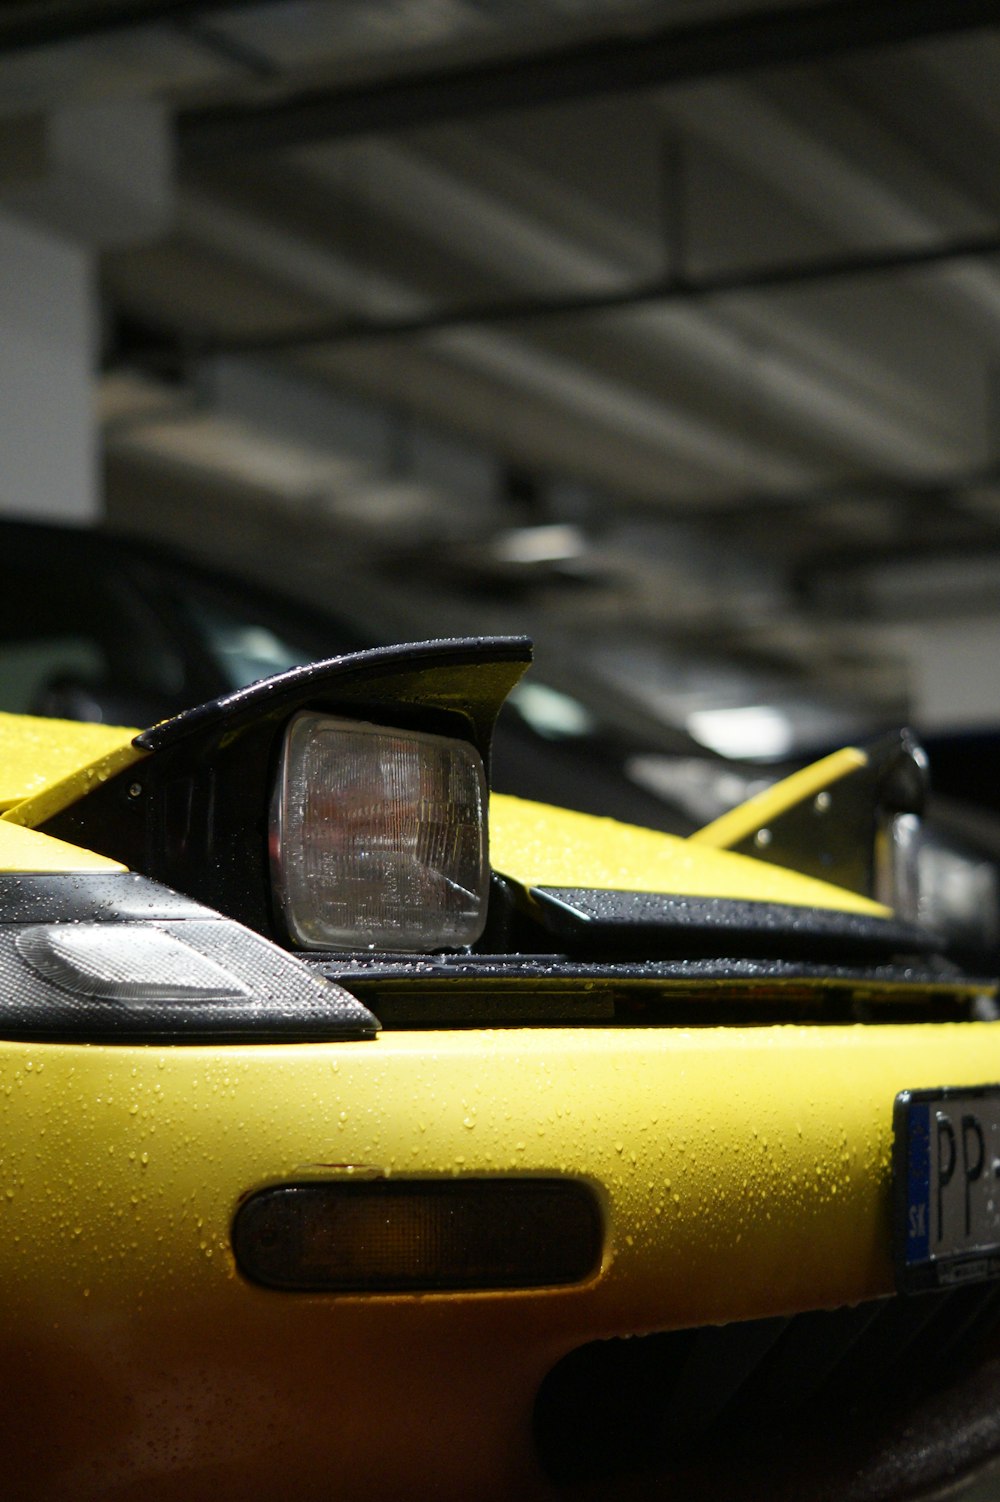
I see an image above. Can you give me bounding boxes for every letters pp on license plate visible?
[893,1086,1000,1293]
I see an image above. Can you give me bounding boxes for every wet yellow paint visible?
[0,712,143,826]
[0,819,125,872]
[0,1021,997,1500]
[490,791,886,915]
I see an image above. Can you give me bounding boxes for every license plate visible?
[894,1086,1000,1292]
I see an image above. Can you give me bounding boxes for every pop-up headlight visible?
[272,712,489,951]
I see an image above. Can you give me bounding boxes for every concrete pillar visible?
[877,615,1000,731]
[0,102,171,523]
[0,216,97,520]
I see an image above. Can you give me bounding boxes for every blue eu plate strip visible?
[906,1102,931,1266]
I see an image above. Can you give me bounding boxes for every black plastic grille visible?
[534,1282,1000,1487]
[319,954,983,1028]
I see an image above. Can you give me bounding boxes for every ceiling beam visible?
[134,226,1000,356]
[0,0,266,52]
[181,0,1000,157]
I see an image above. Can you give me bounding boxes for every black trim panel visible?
[315,952,986,1028]
[0,872,216,923]
[524,888,936,961]
[133,636,532,763]
[318,953,971,987]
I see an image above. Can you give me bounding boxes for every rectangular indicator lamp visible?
[233,1179,602,1293]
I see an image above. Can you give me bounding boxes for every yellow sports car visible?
[1,634,999,1502]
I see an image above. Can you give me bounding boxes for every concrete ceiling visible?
[6,0,1000,745]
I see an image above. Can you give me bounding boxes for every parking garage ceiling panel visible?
[6,0,1000,725]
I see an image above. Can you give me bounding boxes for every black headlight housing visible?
[36,637,532,947]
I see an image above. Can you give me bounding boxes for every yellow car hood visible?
[490,791,886,916]
[0,710,139,813]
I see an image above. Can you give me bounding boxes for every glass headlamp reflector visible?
[272,713,488,951]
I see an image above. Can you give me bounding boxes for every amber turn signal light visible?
[233,1178,602,1293]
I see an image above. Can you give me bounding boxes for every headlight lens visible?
[272,712,489,951]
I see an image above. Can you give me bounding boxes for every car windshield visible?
[177,593,320,690]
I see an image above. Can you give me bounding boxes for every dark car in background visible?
[0,518,703,832]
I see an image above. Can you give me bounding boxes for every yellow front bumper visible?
[2,1019,1000,1499]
